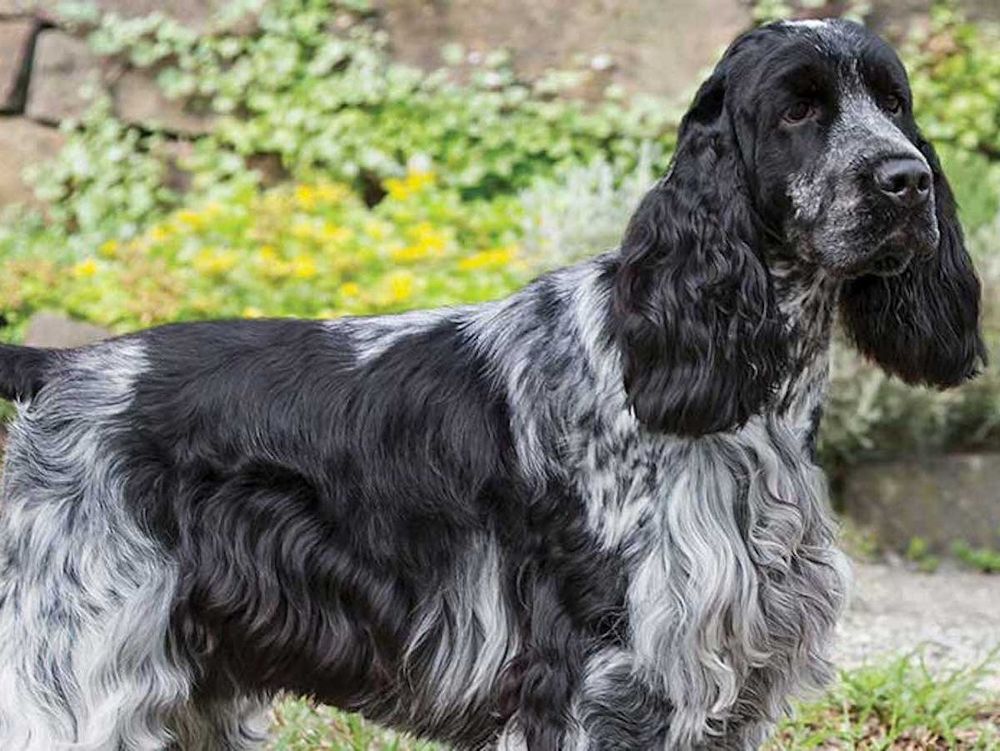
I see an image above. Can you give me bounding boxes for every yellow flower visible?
[290,221,318,242]
[243,306,264,318]
[149,225,172,243]
[458,246,517,271]
[320,222,353,245]
[98,240,119,258]
[315,182,350,205]
[364,220,390,241]
[390,244,430,263]
[295,185,318,210]
[72,258,99,278]
[193,247,238,276]
[176,210,205,230]
[256,245,289,279]
[384,170,436,201]
[339,281,361,298]
[382,270,414,304]
[290,254,318,279]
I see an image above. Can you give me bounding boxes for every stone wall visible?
[843,454,1000,554]
[0,0,228,206]
[0,0,997,208]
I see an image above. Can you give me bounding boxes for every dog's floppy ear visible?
[840,136,987,388]
[611,70,789,436]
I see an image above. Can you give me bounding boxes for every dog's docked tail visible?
[0,344,52,401]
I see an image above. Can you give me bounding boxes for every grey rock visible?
[25,30,103,124]
[0,18,37,112]
[842,453,1000,554]
[376,0,751,101]
[22,312,111,349]
[48,0,230,33]
[113,69,215,136]
[0,116,64,205]
[0,0,36,17]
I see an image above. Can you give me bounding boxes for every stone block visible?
[50,0,230,33]
[25,30,102,124]
[22,312,111,349]
[113,68,215,136]
[376,0,751,101]
[842,454,1000,554]
[0,0,36,17]
[0,116,64,206]
[0,18,36,112]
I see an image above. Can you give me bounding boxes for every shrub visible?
[0,171,528,334]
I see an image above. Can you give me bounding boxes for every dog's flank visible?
[0,17,985,751]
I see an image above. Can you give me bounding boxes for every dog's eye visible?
[884,93,903,114]
[783,100,815,124]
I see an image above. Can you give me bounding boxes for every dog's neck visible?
[769,256,841,423]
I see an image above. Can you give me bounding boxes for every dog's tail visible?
[0,344,52,401]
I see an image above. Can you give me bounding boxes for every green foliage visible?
[952,540,1000,573]
[905,537,942,574]
[904,4,1000,159]
[752,0,870,25]
[41,0,675,233]
[26,98,180,253]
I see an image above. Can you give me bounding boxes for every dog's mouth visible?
[833,213,938,279]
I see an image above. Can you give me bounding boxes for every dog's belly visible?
[576,414,850,748]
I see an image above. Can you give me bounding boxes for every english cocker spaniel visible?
[0,18,985,751]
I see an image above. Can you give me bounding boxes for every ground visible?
[836,560,1000,691]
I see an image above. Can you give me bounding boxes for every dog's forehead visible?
[753,20,903,91]
[781,20,864,61]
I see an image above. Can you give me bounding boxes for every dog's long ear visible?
[840,137,987,388]
[611,71,789,436]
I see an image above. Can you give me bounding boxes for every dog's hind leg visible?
[0,342,196,750]
[0,507,194,750]
[167,696,271,751]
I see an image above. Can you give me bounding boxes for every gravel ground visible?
[835,560,1000,691]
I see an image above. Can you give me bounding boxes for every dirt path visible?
[834,561,1000,692]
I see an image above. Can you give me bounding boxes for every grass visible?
[269,700,439,751]
[769,652,999,750]
[268,653,999,750]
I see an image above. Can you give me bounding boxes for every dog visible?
[0,18,985,751]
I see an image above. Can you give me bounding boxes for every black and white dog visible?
[0,19,986,751]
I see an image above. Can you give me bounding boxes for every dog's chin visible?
[812,243,915,280]
[863,247,915,277]
[811,220,937,280]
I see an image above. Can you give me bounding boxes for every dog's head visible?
[612,19,986,436]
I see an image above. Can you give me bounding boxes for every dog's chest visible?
[575,410,848,735]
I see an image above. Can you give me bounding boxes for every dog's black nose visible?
[874,158,932,207]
